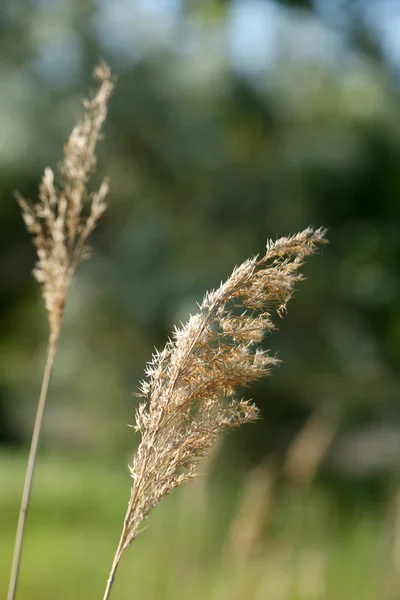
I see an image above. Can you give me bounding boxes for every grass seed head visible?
[122,227,327,549]
[17,63,114,336]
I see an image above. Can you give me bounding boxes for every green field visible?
[0,452,395,600]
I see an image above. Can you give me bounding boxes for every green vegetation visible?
[0,453,393,599]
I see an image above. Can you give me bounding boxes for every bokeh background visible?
[1,0,400,598]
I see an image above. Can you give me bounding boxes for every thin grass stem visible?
[102,516,130,600]
[7,330,60,600]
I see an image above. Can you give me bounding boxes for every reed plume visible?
[103,226,327,599]
[7,62,114,600]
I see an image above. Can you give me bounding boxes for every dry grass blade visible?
[102,227,327,600]
[283,406,339,487]
[223,459,275,566]
[7,62,114,600]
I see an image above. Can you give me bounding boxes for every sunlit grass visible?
[0,451,393,600]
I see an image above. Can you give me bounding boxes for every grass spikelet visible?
[16,61,113,337]
[103,226,327,599]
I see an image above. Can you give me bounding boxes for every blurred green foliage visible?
[1,0,400,482]
[0,453,394,600]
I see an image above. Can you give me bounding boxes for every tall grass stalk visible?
[7,63,114,600]
[102,227,327,600]
[6,332,58,600]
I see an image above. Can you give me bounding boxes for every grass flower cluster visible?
[103,227,326,599]
[16,62,113,338]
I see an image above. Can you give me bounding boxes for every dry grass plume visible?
[7,62,114,600]
[103,226,327,599]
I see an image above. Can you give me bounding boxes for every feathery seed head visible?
[17,63,114,336]
[120,227,327,551]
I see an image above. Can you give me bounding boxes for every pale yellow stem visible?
[102,517,130,600]
[7,330,59,600]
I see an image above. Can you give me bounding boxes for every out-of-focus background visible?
[1,1,400,598]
